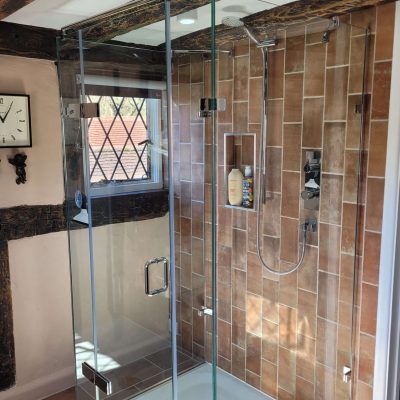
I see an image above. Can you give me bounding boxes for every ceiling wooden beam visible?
[0,21,58,60]
[64,0,218,43]
[170,0,396,50]
[0,0,35,19]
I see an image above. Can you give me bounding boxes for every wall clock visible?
[0,94,32,148]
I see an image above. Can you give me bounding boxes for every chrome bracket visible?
[82,362,112,395]
[198,306,213,317]
[199,98,226,118]
[343,366,352,383]
[65,103,100,119]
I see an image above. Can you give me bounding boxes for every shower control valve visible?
[301,188,320,200]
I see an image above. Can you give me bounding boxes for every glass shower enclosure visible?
[57,1,368,399]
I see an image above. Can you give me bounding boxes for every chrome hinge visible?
[343,366,352,383]
[65,103,100,119]
[82,362,112,395]
[199,98,226,118]
[198,306,213,317]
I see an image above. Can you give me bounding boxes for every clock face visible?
[0,94,32,148]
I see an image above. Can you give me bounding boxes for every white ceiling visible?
[4,0,293,45]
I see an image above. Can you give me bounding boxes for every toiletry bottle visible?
[228,168,244,206]
[242,165,254,209]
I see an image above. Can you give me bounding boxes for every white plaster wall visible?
[0,55,73,400]
[0,55,64,208]
[0,233,75,400]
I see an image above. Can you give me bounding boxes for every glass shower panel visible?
[79,37,175,400]
[58,36,98,400]
[169,1,216,398]
[58,13,179,396]
[213,9,368,400]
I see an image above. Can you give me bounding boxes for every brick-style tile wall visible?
[173,4,395,399]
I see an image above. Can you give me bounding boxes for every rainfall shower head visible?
[221,16,276,48]
[221,16,245,28]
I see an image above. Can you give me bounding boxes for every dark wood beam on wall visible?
[0,21,58,60]
[0,0,35,19]
[63,0,219,43]
[170,0,396,50]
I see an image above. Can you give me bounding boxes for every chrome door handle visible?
[145,257,169,296]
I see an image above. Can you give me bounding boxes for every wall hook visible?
[8,153,27,184]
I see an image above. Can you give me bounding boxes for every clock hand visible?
[2,101,13,123]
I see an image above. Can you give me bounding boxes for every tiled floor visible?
[44,348,202,400]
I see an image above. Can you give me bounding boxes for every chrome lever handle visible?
[144,257,169,296]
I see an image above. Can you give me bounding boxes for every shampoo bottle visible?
[242,165,254,208]
[228,168,244,206]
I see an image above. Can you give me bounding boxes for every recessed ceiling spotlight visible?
[177,10,198,25]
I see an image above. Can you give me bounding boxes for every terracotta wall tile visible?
[303,97,324,148]
[360,283,378,336]
[267,100,284,146]
[296,333,316,383]
[286,32,305,73]
[297,289,317,339]
[316,318,337,368]
[261,360,278,398]
[281,171,300,218]
[363,231,381,285]
[262,319,278,364]
[371,61,392,119]
[246,333,261,375]
[319,223,341,274]
[268,49,284,99]
[320,174,343,225]
[246,294,263,337]
[232,306,246,348]
[323,122,346,173]
[266,147,282,193]
[233,101,249,132]
[298,245,318,293]
[263,193,281,237]
[284,73,304,122]
[218,80,233,124]
[375,3,395,61]
[283,124,302,171]
[365,178,384,232]
[263,278,279,323]
[325,66,349,121]
[304,43,326,97]
[278,346,296,394]
[327,23,351,67]
[234,56,249,101]
[318,272,339,322]
[368,120,388,177]
[358,333,375,385]
[232,344,246,380]
[281,217,300,264]
[249,78,263,124]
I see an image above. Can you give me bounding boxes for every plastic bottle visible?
[228,168,244,206]
[242,165,254,209]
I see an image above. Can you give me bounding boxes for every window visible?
[85,76,164,195]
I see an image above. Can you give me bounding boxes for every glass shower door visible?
[58,28,176,399]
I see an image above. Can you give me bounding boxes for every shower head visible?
[221,16,245,28]
[221,16,276,48]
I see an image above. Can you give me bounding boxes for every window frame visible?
[84,75,165,196]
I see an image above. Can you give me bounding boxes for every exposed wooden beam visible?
[63,0,218,43]
[170,0,396,50]
[0,0,35,19]
[0,21,58,60]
